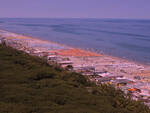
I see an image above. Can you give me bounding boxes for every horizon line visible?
[0,17,150,20]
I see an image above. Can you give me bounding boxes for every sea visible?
[0,18,150,65]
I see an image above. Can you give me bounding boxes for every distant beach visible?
[0,18,150,65]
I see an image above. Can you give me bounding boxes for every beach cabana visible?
[78,66,95,73]
[97,77,112,83]
[128,88,141,93]
[113,79,133,86]
[47,55,58,61]
[134,76,141,80]
[58,60,73,65]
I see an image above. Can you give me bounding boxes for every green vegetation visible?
[0,44,149,113]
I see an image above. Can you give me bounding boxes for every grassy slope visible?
[0,44,149,113]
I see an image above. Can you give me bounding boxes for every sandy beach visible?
[1,29,150,106]
[0,29,150,77]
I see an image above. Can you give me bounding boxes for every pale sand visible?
[1,29,150,79]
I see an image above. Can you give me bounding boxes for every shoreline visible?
[1,29,150,106]
[0,29,150,70]
[0,29,70,48]
[0,29,149,67]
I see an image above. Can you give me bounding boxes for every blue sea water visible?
[0,18,150,64]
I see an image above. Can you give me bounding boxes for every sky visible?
[0,0,150,19]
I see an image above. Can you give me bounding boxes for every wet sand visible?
[0,29,150,78]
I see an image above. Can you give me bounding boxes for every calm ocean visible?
[0,18,150,64]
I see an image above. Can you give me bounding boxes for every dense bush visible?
[0,44,149,113]
[29,69,56,80]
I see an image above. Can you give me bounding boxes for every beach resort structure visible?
[1,29,150,107]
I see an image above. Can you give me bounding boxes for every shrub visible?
[29,69,56,80]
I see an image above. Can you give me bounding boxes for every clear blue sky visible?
[0,0,150,19]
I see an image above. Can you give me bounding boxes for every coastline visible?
[0,29,101,57]
[1,29,150,106]
[0,28,149,66]
[0,29,150,70]
[0,29,148,66]
[0,29,150,73]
